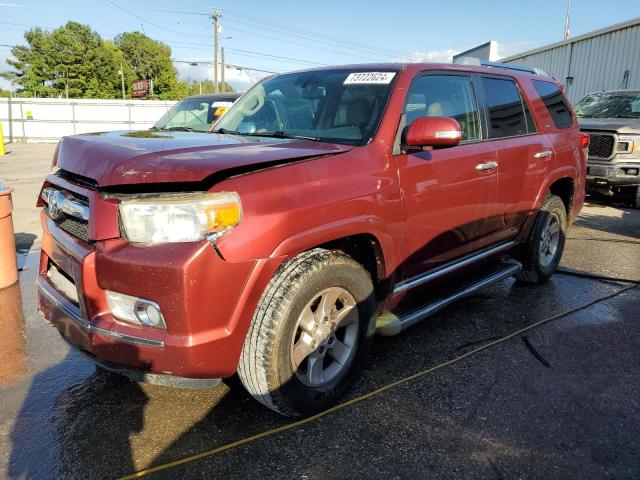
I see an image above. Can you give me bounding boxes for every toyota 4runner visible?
[37,61,587,417]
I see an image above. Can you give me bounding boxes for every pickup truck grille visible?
[587,134,615,160]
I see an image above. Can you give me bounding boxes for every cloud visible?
[400,49,460,64]
[174,60,268,92]
[400,42,537,64]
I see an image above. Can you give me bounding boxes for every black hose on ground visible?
[556,267,640,285]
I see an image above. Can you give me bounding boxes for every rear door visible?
[477,75,551,239]
[395,72,500,280]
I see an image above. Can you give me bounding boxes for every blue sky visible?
[1,0,639,91]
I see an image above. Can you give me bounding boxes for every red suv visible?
[37,61,587,416]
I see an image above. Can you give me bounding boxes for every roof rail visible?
[453,56,547,76]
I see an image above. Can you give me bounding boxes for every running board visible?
[376,261,522,336]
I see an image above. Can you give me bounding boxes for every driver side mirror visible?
[402,117,462,152]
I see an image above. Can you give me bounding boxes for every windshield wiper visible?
[213,129,321,141]
[243,131,321,141]
[212,128,243,135]
[159,126,199,132]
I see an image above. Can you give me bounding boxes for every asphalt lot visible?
[0,143,639,479]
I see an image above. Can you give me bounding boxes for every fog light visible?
[106,290,166,329]
[135,302,163,327]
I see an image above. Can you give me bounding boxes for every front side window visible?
[403,74,481,141]
[533,80,574,129]
[215,70,397,146]
[481,77,534,138]
[574,91,640,119]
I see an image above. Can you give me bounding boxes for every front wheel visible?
[238,249,376,417]
[517,194,567,284]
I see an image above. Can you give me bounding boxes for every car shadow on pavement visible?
[574,202,639,239]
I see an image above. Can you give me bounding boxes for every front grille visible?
[42,187,91,243]
[57,216,89,242]
[588,134,615,160]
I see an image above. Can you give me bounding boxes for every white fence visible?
[0,98,177,143]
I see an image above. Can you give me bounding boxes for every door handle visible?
[534,150,552,159]
[475,161,498,171]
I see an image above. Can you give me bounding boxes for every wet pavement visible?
[0,149,638,478]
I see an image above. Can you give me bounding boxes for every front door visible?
[394,73,501,281]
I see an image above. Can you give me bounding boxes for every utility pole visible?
[563,0,572,40]
[212,9,223,92]
[118,63,126,100]
[221,46,225,92]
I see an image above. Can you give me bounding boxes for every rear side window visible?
[481,77,535,138]
[533,80,574,129]
[404,74,481,141]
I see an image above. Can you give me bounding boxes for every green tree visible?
[115,32,184,99]
[85,41,133,99]
[1,22,128,98]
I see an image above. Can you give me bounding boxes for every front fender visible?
[269,215,396,278]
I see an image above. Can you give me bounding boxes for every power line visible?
[223,16,404,59]
[225,48,327,66]
[105,0,210,38]
[221,25,382,62]
[172,59,279,74]
[114,0,411,58]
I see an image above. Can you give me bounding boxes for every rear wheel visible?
[517,194,567,284]
[238,249,376,417]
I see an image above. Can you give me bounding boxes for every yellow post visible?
[0,122,5,156]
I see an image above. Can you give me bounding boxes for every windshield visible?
[155,97,236,132]
[574,92,640,119]
[215,69,398,145]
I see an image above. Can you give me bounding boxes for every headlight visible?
[118,192,242,243]
[616,135,640,159]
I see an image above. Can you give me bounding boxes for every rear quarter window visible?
[532,80,574,129]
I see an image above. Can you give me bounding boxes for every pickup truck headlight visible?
[118,192,242,243]
[616,135,640,159]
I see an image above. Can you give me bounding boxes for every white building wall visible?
[0,98,176,143]
[502,18,640,103]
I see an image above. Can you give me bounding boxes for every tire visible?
[238,248,376,417]
[634,186,640,209]
[516,194,567,284]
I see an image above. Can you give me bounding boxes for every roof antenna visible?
[563,0,572,40]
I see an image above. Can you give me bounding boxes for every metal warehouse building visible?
[502,17,640,103]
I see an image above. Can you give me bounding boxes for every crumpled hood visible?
[578,118,640,134]
[55,130,353,187]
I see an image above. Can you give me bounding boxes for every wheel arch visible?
[269,218,393,300]
[548,176,576,219]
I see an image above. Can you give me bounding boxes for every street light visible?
[118,63,126,100]
[220,36,233,92]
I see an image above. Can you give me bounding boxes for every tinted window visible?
[404,75,481,141]
[481,77,533,138]
[533,80,573,128]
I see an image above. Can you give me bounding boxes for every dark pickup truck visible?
[575,90,640,207]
